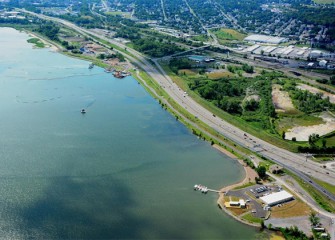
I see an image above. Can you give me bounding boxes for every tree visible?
[308,134,319,147]
[322,139,327,148]
[309,212,320,227]
[243,99,259,111]
[256,166,267,179]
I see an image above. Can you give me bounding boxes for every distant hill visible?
[313,0,335,3]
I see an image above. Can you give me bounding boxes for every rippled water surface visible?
[0,28,259,239]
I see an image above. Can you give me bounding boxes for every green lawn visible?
[233,182,255,190]
[105,11,131,18]
[27,38,45,48]
[290,172,335,213]
[211,28,246,43]
[312,178,335,195]
[191,34,209,42]
[242,213,262,224]
[316,132,335,147]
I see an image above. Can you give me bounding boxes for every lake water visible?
[0,28,259,239]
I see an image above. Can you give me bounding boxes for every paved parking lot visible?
[226,184,270,218]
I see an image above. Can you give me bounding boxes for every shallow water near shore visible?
[0,27,259,239]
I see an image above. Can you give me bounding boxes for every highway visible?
[23,11,335,202]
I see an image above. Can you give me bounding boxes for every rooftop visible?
[260,190,293,206]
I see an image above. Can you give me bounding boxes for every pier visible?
[194,184,221,194]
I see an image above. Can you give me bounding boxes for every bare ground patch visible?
[272,84,296,113]
[297,83,335,103]
[285,112,335,141]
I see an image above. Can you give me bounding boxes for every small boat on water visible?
[88,63,94,69]
[113,70,130,78]
[81,109,86,114]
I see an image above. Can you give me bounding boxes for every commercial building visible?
[319,60,327,67]
[260,190,294,206]
[310,50,323,59]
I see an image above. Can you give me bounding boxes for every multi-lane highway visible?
[24,11,335,202]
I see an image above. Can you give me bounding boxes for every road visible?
[23,11,335,202]
[155,45,210,60]
[160,0,168,22]
[269,173,335,240]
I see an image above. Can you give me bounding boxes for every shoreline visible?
[212,144,260,228]
[25,30,61,52]
[212,144,257,193]
[19,26,262,228]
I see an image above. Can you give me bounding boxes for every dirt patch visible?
[272,84,296,113]
[105,58,120,66]
[229,207,249,216]
[297,83,335,104]
[245,94,260,102]
[285,112,335,141]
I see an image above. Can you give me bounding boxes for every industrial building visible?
[244,34,288,44]
[260,190,294,206]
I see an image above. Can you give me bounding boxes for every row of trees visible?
[34,22,60,42]
[116,27,184,58]
[226,64,252,74]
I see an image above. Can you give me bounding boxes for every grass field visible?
[275,114,324,133]
[191,34,209,42]
[178,69,198,76]
[106,11,131,18]
[317,132,335,147]
[27,38,45,48]
[289,172,335,213]
[312,178,335,195]
[207,71,234,79]
[233,182,255,190]
[270,200,310,218]
[242,212,263,224]
[211,28,246,43]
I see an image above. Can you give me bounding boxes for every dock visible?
[194,184,221,194]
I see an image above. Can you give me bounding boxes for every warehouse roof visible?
[260,190,293,206]
[244,34,287,44]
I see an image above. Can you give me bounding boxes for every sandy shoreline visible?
[26,31,60,52]
[212,144,257,193]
